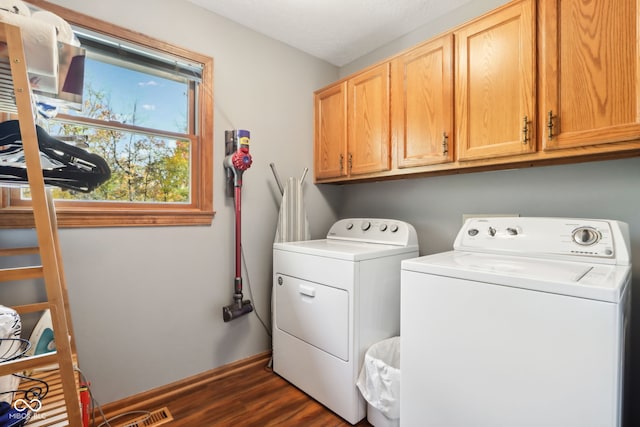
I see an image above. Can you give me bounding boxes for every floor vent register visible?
[114,406,174,427]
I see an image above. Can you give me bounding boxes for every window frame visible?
[0,0,214,228]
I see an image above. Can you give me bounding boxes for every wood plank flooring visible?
[98,352,372,427]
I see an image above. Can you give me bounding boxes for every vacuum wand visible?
[223,130,254,322]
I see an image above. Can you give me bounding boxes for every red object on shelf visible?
[79,381,90,427]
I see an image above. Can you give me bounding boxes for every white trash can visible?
[356,336,401,427]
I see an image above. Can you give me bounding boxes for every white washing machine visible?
[401,217,631,427]
[273,218,419,424]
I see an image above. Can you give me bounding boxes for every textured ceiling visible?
[187,0,472,66]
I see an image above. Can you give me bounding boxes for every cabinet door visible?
[393,34,454,168]
[540,0,640,150]
[455,0,536,161]
[348,63,391,175]
[314,82,347,179]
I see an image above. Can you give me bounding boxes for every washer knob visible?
[379,223,388,232]
[506,227,519,236]
[488,227,496,237]
[572,227,600,246]
[468,228,479,236]
[361,221,371,231]
[390,224,399,233]
[345,222,353,230]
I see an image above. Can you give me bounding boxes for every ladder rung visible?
[0,246,39,256]
[0,265,43,281]
[12,301,50,314]
[0,352,58,376]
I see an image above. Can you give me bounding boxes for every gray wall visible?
[4,0,342,404]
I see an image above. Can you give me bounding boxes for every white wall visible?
[11,0,342,404]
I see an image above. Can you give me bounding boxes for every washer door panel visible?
[275,274,349,361]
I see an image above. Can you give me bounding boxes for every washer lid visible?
[401,251,630,302]
[274,239,419,261]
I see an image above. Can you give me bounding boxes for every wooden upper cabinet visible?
[314,82,347,180]
[455,0,536,161]
[347,62,391,175]
[393,34,454,168]
[539,0,640,150]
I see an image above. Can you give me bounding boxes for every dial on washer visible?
[572,227,600,246]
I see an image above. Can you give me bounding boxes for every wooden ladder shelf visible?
[0,22,82,426]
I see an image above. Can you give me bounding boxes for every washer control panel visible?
[327,218,418,246]
[456,217,630,265]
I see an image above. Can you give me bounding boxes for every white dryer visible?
[401,217,631,427]
[273,218,419,424]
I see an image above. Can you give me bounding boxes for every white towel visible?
[32,10,80,46]
[0,10,58,93]
[0,0,30,17]
[274,176,310,243]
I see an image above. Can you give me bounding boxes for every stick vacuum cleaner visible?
[222,129,254,322]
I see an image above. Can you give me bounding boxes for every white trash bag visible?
[356,336,401,425]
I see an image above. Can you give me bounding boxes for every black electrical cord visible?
[0,338,31,362]
[241,243,271,338]
[6,373,49,402]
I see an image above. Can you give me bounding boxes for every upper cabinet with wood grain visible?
[314,63,390,180]
[392,34,454,168]
[539,0,640,150]
[455,0,536,161]
[347,63,391,176]
[314,82,347,180]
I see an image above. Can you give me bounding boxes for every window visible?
[1,1,213,227]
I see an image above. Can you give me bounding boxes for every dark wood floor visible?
[100,353,372,427]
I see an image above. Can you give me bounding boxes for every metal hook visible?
[269,163,284,195]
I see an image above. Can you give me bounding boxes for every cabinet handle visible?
[442,132,449,155]
[339,153,344,172]
[547,110,554,140]
[348,152,353,172]
[522,115,530,145]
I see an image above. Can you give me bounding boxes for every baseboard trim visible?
[98,351,272,418]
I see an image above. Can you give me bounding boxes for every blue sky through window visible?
[80,58,188,133]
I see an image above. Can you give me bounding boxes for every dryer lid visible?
[274,238,418,261]
[401,251,630,303]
